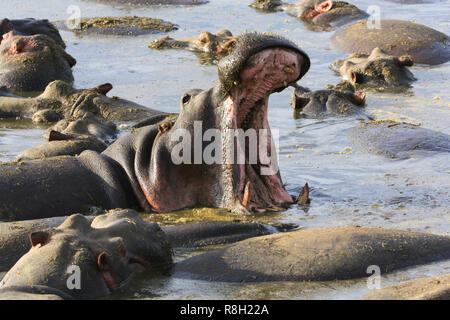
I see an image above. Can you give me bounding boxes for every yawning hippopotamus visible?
[149,30,237,65]
[331,20,450,65]
[0,33,311,221]
[292,81,366,117]
[0,33,75,92]
[1,18,65,48]
[251,0,368,30]
[331,48,417,88]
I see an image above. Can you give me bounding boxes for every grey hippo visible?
[0,32,75,92]
[330,47,416,88]
[348,120,450,158]
[0,33,311,221]
[251,0,369,31]
[330,20,450,65]
[1,18,65,48]
[292,81,366,117]
[1,211,449,299]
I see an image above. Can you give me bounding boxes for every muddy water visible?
[1,0,449,299]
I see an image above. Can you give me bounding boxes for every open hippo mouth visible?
[217,34,311,213]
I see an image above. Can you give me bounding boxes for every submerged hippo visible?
[362,273,450,300]
[330,47,416,88]
[173,226,450,282]
[55,16,178,36]
[348,121,450,158]
[292,81,366,117]
[331,20,450,65]
[149,30,237,65]
[0,33,311,221]
[0,32,75,93]
[0,209,273,299]
[0,210,172,299]
[0,210,274,273]
[251,0,368,30]
[1,18,65,48]
[0,80,163,124]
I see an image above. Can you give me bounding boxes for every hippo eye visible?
[182,94,191,105]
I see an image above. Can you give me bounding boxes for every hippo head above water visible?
[331,47,417,87]
[131,33,310,214]
[0,210,172,299]
[284,0,368,28]
[0,32,75,92]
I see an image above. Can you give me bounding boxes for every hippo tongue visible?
[225,47,303,212]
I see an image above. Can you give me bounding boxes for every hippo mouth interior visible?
[226,47,302,212]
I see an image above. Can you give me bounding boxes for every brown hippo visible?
[361,273,450,300]
[330,47,416,87]
[0,33,311,221]
[149,30,237,65]
[0,80,161,123]
[348,121,450,158]
[292,81,366,117]
[173,226,450,282]
[0,210,172,299]
[330,20,450,65]
[0,210,275,273]
[0,33,76,93]
[251,0,369,30]
[55,16,178,36]
[1,18,65,48]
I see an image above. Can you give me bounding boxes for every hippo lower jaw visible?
[221,48,302,212]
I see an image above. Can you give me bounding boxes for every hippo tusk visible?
[242,181,251,208]
[296,183,310,205]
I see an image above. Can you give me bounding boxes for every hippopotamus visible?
[251,0,368,31]
[292,81,366,117]
[0,33,75,93]
[0,210,275,273]
[0,209,274,299]
[173,226,450,282]
[55,16,178,36]
[17,131,108,160]
[0,210,172,299]
[149,30,237,65]
[348,121,450,158]
[1,18,65,48]
[0,33,311,221]
[330,20,450,65]
[361,273,450,300]
[330,48,416,88]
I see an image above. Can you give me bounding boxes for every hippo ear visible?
[315,0,333,13]
[29,231,51,248]
[350,71,362,84]
[1,19,13,34]
[97,252,111,271]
